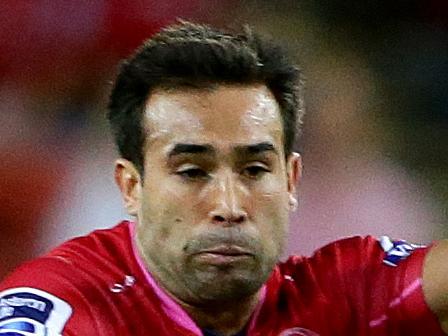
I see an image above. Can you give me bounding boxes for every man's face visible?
[129,84,299,305]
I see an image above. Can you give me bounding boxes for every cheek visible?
[258,193,289,232]
[141,180,197,246]
[252,182,290,248]
[256,172,290,212]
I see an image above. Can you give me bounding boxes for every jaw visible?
[178,250,277,305]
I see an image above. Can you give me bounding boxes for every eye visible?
[242,165,270,179]
[176,167,208,180]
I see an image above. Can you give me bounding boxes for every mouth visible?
[201,246,253,256]
[193,246,254,265]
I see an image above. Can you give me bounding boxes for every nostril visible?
[234,215,246,223]
[212,213,247,224]
[213,215,226,222]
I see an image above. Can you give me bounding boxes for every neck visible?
[179,290,262,336]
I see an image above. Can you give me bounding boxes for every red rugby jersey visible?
[0,221,444,336]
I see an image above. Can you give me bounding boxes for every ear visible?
[114,158,142,216]
[286,152,302,212]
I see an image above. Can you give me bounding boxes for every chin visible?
[190,260,276,303]
[197,274,264,303]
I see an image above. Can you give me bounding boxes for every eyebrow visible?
[168,142,277,158]
[235,142,278,156]
[168,144,216,158]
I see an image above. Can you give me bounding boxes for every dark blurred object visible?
[299,0,448,220]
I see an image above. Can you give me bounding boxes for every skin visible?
[115,84,301,335]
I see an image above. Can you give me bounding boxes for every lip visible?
[193,246,254,265]
[196,246,253,256]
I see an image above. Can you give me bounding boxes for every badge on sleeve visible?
[379,236,425,267]
[0,287,72,336]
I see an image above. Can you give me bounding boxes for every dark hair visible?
[108,20,304,176]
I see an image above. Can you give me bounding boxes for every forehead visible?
[143,84,283,153]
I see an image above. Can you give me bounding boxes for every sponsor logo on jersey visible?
[0,297,46,312]
[0,287,72,336]
[0,317,47,335]
[278,327,320,336]
[379,236,424,267]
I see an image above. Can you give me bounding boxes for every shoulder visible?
[0,221,134,335]
[0,285,73,336]
[278,235,430,298]
[280,235,427,276]
[1,220,134,294]
[271,236,444,334]
[0,256,82,336]
[2,220,132,282]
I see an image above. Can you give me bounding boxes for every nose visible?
[208,172,248,226]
